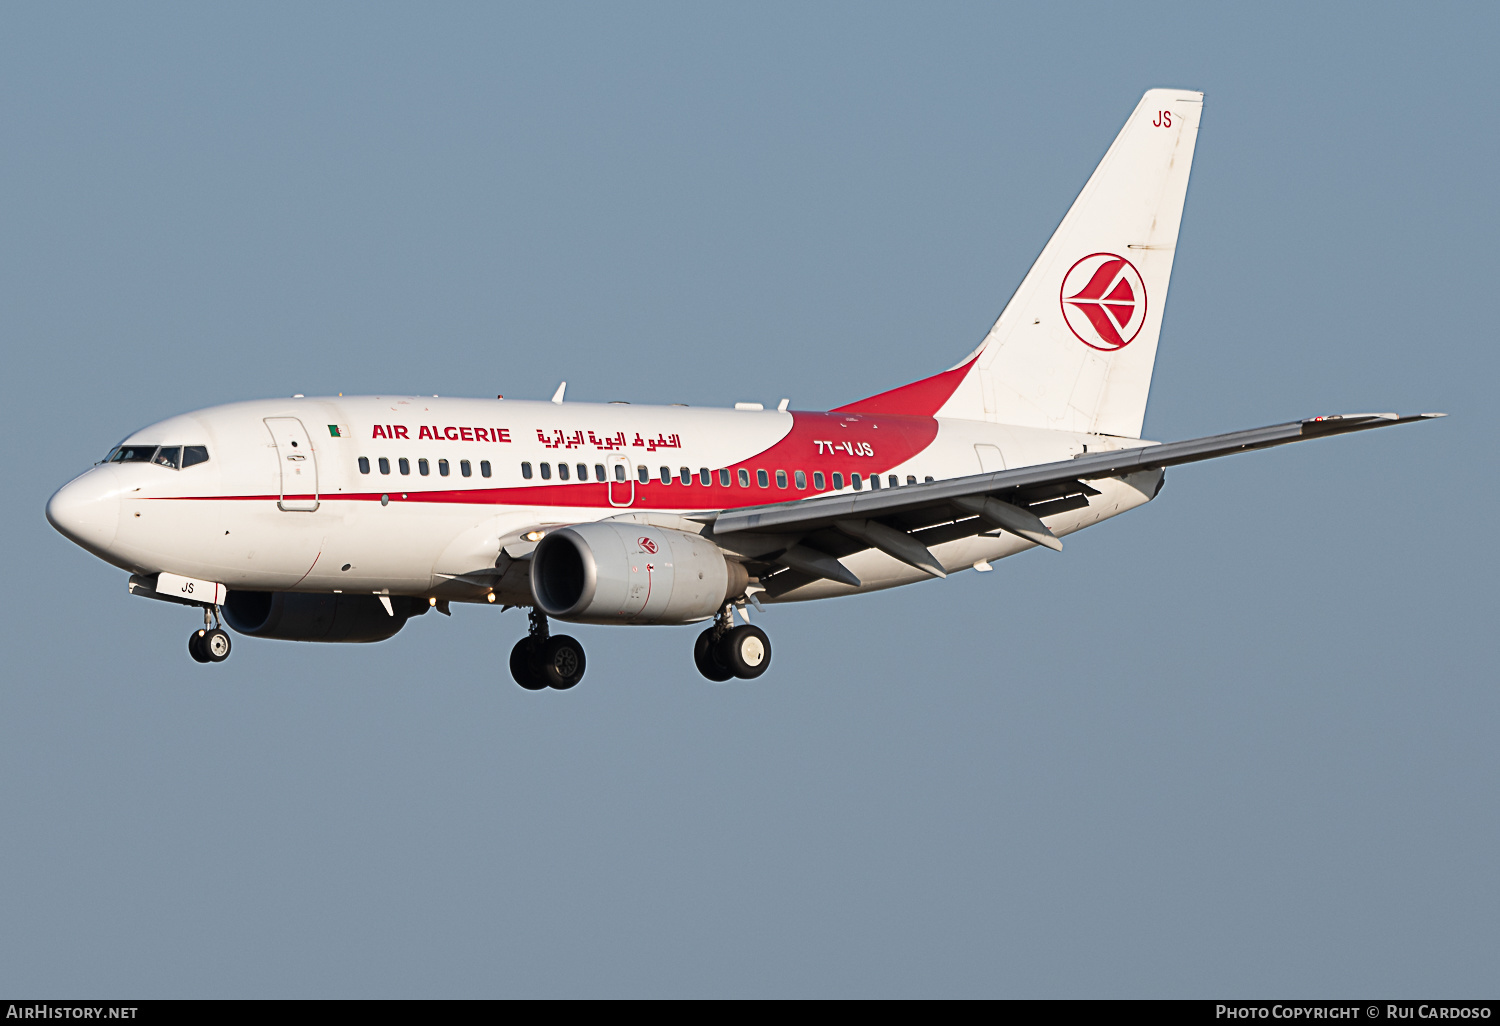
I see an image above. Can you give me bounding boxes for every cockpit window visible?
[107,444,209,468]
[111,445,158,463]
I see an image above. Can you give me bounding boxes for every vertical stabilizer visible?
[930,89,1202,437]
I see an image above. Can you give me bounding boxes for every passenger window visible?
[111,445,157,463]
[379,458,391,475]
[699,468,711,486]
[738,469,750,487]
[813,471,825,490]
[775,470,787,488]
[577,463,588,481]
[924,476,934,483]
[889,475,899,488]
[461,460,472,478]
[614,464,626,482]
[439,459,450,477]
[521,462,532,479]
[481,461,492,478]
[399,458,411,475]
[359,456,371,475]
[719,469,731,487]
[638,465,649,483]
[851,473,862,490]
[680,467,691,485]
[540,462,552,480]
[869,475,880,490]
[756,469,769,488]
[418,458,430,476]
[155,447,181,469]
[832,472,844,489]
[558,463,570,481]
[906,475,917,486]
[660,467,671,484]
[794,470,806,489]
[183,446,210,468]
[595,464,606,482]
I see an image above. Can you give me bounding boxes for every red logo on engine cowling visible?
[1059,253,1148,351]
[638,537,658,554]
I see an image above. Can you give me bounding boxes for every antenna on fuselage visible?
[551,382,566,404]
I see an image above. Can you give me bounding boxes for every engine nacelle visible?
[223,590,425,643]
[531,523,748,625]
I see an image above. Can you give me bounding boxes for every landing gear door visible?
[608,454,634,507]
[265,417,320,512]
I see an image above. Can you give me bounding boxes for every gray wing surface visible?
[701,412,1442,594]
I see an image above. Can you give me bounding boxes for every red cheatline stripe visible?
[831,355,979,418]
[149,482,827,511]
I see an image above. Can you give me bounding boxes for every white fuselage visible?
[50,395,1162,611]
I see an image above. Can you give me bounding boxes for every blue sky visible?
[2,2,1493,997]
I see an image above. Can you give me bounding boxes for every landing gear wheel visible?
[537,635,586,690]
[718,624,771,679]
[510,638,547,690]
[202,628,231,662]
[188,630,211,663]
[694,627,734,682]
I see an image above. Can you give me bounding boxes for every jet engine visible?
[530,523,748,625]
[223,590,425,643]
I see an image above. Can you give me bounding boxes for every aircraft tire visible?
[538,635,586,690]
[693,628,734,682]
[718,624,771,680]
[203,628,232,662]
[188,630,211,664]
[510,638,548,690]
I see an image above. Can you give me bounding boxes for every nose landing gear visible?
[187,606,231,664]
[694,605,771,682]
[510,608,586,691]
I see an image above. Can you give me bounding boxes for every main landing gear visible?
[188,606,231,664]
[694,606,771,682]
[511,608,586,691]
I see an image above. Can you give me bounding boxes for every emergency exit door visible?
[264,417,320,511]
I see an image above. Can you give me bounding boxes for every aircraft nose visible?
[46,465,123,555]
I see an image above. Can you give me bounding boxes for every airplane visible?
[45,89,1441,689]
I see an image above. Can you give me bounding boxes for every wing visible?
[703,412,1443,594]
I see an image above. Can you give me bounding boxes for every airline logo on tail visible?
[1060,253,1147,351]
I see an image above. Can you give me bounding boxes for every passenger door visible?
[264,417,320,512]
